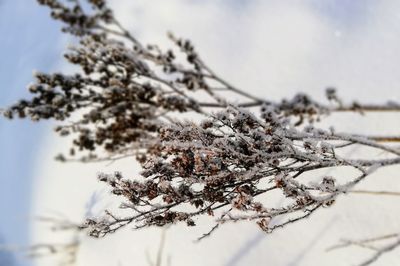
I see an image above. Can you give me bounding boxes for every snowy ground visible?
[31,1,400,265]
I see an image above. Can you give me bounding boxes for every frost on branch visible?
[83,106,400,238]
[2,0,400,265]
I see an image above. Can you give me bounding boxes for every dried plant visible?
[328,232,400,266]
[3,0,400,265]
[0,217,82,266]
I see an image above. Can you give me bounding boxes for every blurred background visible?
[0,0,63,265]
[1,0,400,265]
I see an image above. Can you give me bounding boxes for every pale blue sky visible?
[0,0,63,265]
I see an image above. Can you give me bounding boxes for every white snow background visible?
[31,1,400,266]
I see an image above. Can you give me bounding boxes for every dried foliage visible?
[3,0,400,265]
[328,232,400,266]
[0,217,82,266]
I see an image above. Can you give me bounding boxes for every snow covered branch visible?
[2,0,400,265]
